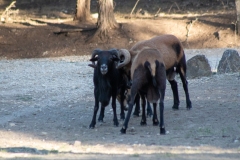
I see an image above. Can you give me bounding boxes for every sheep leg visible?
[147,101,153,117]
[119,88,126,120]
[168,79,180,110]
[140,94,147,125]
[89,88,99,128]
[120,105,125,120]
[159,89,166,134]
[98,105,105,122]
[111,97,119,127]
[133,94,140,117]
[152,103,159,126]
[179,68,192,110]
[178,56,192,109]
[121,88,138,134]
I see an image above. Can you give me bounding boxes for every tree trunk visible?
[236,0,240,34]
[97,0,119,32]
[74,0,91,22]
[86,0,119,42]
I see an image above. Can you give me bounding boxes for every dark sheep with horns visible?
[88,49,128,128]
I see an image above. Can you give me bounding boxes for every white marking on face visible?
[100,64,108,75]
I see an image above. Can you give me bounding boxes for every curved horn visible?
[88,49,101,68]
[116,49,131,69]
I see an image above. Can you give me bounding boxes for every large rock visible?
[217,49,240,74]
[187,55,212,79]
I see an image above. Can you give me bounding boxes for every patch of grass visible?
[221,128,226,137]
[16,95,32,102]
[198,127,212,136]
[165,152,175,157]
[185,127,213,138]
[49,149,59,154]
[185,130,194,138]
[0,149,7,153]
[130,153,140,157]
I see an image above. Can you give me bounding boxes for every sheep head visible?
[89,49,120,75]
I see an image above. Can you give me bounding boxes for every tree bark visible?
[236,0,240,34]
[74,0,91,22]
[86,0,119,42]
[97,0,119,31]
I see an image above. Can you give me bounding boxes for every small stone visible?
[41,132,47,135]
[129,127,135,132]
[234,139,239,143]
[9,123,15,127]
[11,29,17,33]
[42,51,49,56]
[74,141,81,146]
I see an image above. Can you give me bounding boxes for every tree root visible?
[53,28,97,35]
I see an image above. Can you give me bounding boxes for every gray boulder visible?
[187,55,212,79]
[217,49,240,74]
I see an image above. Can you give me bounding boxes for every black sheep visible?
[88,49,128,128]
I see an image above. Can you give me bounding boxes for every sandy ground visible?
[0,48,240,159]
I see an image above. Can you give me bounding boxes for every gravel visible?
[1,48,239,124]
[0,55,94,125]
[0,49,240,159]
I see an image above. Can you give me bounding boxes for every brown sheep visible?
[120,47,167,134]
[117,34,192,110]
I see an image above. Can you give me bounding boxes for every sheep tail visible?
[144,61,157,87]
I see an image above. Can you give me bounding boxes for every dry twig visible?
[1,1,17,22]
[168,2,180,14]
[130,0,140,16]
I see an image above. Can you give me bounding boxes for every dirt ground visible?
[0,0,240,159]
[0,0,239,59]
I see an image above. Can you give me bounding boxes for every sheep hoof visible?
[152,119,159,126]
[140,120,147,126]
[172,105,179,110]
[114,121,119,127]
[133,111,140,117]
[160,128,166,135]
[187,107,191,110]
[89,124,95,129]
[186,102,192,110]
[98,119,104,123]
[120,128,126,134]
[120,113,125,120]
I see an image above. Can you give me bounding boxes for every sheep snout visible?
[100,64,108,75]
